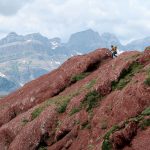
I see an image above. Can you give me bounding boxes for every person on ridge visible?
[111,45,117,58]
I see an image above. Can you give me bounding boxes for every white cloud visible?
[0,0,150,44]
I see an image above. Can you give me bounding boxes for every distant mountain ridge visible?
[0,29,149,94]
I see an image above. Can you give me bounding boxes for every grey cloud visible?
[0,0,33,16]
[0,0,150,44]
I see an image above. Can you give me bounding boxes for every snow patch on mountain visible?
[76,52,82,55]
[55,61,61,65]
[0,72,6,78]
[51,41,59,49]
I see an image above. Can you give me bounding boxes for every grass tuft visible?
[101,106,150,150]
[140,119,150,130]
[82,90,102,111]
[144,69,150,86]
[38,146,47,150]
[69,107,81,116]
[57,100,69,113]
[71,72,90,83]
[112,62,143,90]
[31,107,44,120]
[102,139,112,150]
[142,107,150,116]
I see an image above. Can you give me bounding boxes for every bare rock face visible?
[0,48,112,126]
[111,122,138,149]
[0,48,150,150]
[138,46,150,64]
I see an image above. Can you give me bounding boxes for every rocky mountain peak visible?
[68,29,101,42]
[7,32,18,37]
[67,29,104,53]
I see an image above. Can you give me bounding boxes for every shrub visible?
[144,69,150,86]
[31,107,44,120]
[144,78,150,86]
[112,62,143,90]
[38,146,47,150]
[71,72,90,83]
[102,125,120,150]
[82,90,101,111]
[101,106,150,150]
[102,140,112,150]
[140,119,150,130]
[103,125,120,140]
[69,107,80,116]
[57,100,69,113]
[142,107,150,115]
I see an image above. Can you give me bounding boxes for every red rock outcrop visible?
[0,48,150,150]
[0,48,112,127]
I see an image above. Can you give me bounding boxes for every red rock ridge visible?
[0,48,149,150]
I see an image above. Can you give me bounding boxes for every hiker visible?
[111,45,117,58]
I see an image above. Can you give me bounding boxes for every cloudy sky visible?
[0,0,150,44]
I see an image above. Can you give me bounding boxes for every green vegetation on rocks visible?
[102,106,150,150]
[82,90,102,112]
[38,146,47,150]
[144,69,150,86]
[57,99,70,113]
[69,107,81,116]
[31,107,44,120]
[112,62,143,90]
[102,139,112,150]
[140,119,150,130]
[30,90,81,120]
[142,107,150,115]
[71,72,90,83]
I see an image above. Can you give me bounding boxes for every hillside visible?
[0,29,150,94]
[0,47,150,150]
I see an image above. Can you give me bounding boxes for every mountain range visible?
[0,29,150,94]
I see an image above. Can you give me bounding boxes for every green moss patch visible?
[81,90,102,112]
[38,146,47,150]
[57,100,69,113]
[144,69,150,86]
[112,62,143,90]
[71,72,90,83]
[69,107,81,116]
[31,89,81,120]
[102,139,112,150]
[140,119,150,130]
[142,107,150,115]
[102,106,150,150]
[31,107,44,120]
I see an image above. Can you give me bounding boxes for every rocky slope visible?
[0,47,150,150]
[1,29,150,94]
